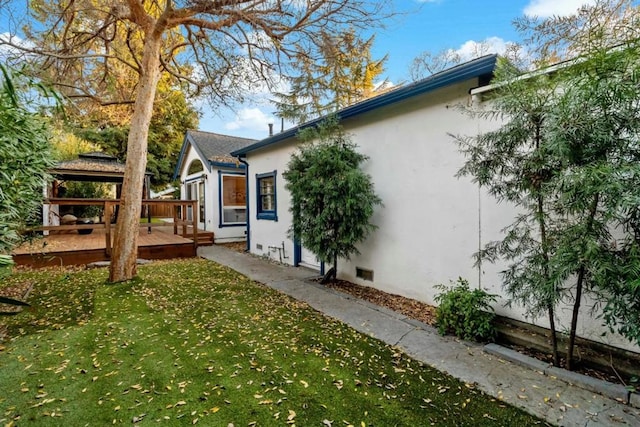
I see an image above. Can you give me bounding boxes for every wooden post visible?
[105,201,112,257]
[192,200,198,250]
[182,202,188,237]
[173,204,178,235]
[146,200,151,234]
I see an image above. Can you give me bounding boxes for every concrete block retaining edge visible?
[484,343,632,405]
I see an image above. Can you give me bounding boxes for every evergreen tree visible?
[456,57,564,365]
[456,0,640,369]
[284,117,381,282]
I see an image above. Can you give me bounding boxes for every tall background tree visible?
[72,77,199,190]
[410,39,523,81]
[284,118,381,282]
[273,30,389,123]
[456,0,640,369]
[0,0,392,282]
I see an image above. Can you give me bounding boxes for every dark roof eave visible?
[231,54,498,157]
[51,169,153,178]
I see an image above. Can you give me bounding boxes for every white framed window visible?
[219,172,247,226]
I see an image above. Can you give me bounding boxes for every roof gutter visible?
[231,54,498,157]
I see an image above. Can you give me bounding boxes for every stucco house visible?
[174,130,256,243]
[231,54,640,354]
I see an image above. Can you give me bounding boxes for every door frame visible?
[293,238,325,274]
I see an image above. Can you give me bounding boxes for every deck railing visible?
[38,198,199,255]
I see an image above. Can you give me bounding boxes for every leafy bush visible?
[0,64,55,253]
[434,278,497,342]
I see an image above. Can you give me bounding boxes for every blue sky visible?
[0,0,596,139]
[208,0,597,139]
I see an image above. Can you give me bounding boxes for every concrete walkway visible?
[198,245,640,427]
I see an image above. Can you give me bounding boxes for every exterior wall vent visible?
[356,267,374,281]
[256,243,263,250]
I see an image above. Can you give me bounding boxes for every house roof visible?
[174,130,257,178]
[231,54,498,157]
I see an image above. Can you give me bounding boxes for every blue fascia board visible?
[210,161,245,169]
[231,55,498,157]
[173,131,213,180]
[172,134,191,180]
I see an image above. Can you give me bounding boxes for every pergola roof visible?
[50,152,150,183]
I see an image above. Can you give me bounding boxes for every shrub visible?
[434,278,497,342]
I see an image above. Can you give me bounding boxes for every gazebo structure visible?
[44,152,151,226]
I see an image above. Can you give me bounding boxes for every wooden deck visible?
[12,226,213,268]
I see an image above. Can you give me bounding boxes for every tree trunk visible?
[566,265,585,371]
[537,196,559,366]
[109,32,162,283]
[534,126,559,367]
[566,193,599,370]
[320,254,338,284]
[548,305,560,366]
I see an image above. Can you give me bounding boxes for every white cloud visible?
[524,0,597,18]
[454,36,510,61]
[224,107,274,133]
[0,32,33,58]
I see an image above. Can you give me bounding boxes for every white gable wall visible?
[244,79,640,353]
[177,144,246,242]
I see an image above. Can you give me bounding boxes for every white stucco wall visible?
[177,145,246,242]
[244,79,640,353]
[247,142,298,264]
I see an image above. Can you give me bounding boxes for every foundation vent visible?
[356,267,374,281]
[256,244,263,250]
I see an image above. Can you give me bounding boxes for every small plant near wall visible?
[434,278,497,342]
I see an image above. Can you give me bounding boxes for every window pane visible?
[198,182,205,222]
[188,160,204,174]
[223,175,246,207]
[260,177,274,195]
[223,208,246,223]
[261,195,273,211]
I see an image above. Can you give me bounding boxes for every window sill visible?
[219,223,247,228]
[257,212,278,221]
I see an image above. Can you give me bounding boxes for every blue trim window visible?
[218,171,247,227]
[256,171,277,221]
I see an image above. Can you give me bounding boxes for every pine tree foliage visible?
[284,118,382,280]
[274,30,388,123]
[456,0,640,369]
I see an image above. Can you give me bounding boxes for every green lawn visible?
[139,217,166,224]
[0,259,549,426]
